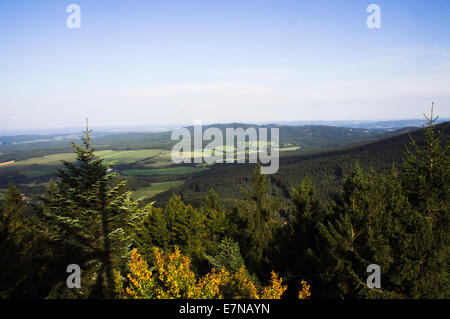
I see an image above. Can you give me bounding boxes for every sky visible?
[1,0,450,130]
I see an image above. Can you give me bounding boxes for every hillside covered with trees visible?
[153,121,449,208]
[0,113,448,299]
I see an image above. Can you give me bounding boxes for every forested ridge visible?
[0,112,448,299]
[153,121,449,208]
[0,123,397,164]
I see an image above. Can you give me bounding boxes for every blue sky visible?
[1,0,449,129]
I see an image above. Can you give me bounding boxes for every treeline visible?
[0,113,448,299]
[0,131,175,163]
[153,122,449,208]
[0,122,391,165]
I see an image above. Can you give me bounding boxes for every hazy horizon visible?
[1,117,449,137]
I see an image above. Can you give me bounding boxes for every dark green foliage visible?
[306,111,449,298]
[234,164,281,280]
[135,189,234,275]
[38,129,149,298]
[200,189,230,244]
[0,182,54,298]
[205,237,245,273]
[273,176,330,298]
[0,182,31,297]
[135,194,208,270]
[316,167,392,297]
[398,107,449,297]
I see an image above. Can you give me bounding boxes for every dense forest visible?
[153,121,449,208]
[0,112,448,299]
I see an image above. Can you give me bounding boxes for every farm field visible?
[0,150,170,176]
[0,149,191,201]
[0,147,226,203]
[97,149,169,165]
[131,180,185,200]
[0,124,395,203]
[0,143,328,202]
[122,166,210,176]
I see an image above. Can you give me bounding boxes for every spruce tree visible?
[0,182,53,298]
[0,182,30,297]
[315,105,449,298]
[39,127,149,298]
[283,176,328,297]
[200,189,229,248]
[400,104,449,297]
[135,194,208,273]
[205,237,246,274]
[317,165,393,298]
[237,163,281,281]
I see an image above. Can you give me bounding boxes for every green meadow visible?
[0,144,300,201]
[131,180,185,200]
[0,149,210,201]
[122,166,210,176]
[97,149,169,165]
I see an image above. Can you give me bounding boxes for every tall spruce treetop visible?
[315,105,449,298]
[238,163,281,281]
[40,125,150,298]
[1,181,27,220]
[400,104,449,297]
[403,103,449,216]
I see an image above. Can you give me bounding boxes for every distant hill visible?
[0,123,394,163]
[152,121,449,208]
[181,122,388,152]
[267,118,450,130]
[0,122,434,203]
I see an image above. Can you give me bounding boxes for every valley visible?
[0,122,427,205]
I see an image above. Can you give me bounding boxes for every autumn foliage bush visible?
[114,247,310,299]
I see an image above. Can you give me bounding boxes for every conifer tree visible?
[399,104,449,297]
[0,182,30,297]
[282,176,327,297]
[200,189,230,256]
[135,194,208,272]
[315,106,448,298]
[237,163,281,281]
[0,182,53,298]
[205,237,246,274]
[317,165,392,298]
[39,127,149,298]
[403,103,449,216]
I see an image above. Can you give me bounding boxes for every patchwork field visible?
[0,149,214,201]
[0,144,302,201]
[131,180,185,200]
[97,149,169,165]
[122,166,210,176]
[0,149,171,176]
